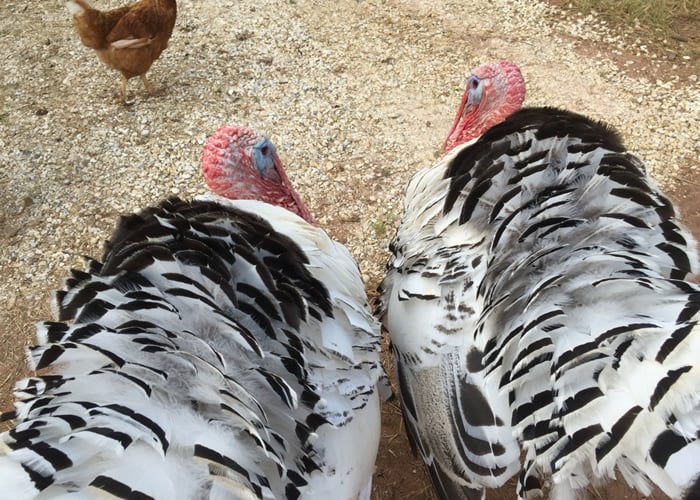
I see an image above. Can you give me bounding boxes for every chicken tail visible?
[66,0,91,16]
[66,0,115,51]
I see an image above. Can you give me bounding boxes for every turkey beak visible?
[460,101,473,121]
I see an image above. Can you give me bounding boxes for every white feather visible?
[379,108,700,499]
[2,196,387,499]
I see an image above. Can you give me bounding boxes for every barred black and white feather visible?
[1,195,387,500]
[378,107,700,499]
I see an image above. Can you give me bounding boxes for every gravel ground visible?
[0,0,698,498]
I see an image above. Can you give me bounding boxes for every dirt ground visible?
[0,0,698,498]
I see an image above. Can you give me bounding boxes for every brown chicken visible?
[66,0,177,103]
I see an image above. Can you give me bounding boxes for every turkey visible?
[0,125,388,499]
[377,60,700,500]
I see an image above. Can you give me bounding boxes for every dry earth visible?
[0,0,698,498]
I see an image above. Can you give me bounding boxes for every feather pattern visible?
[1,196,386,500]
[378,107,700,499]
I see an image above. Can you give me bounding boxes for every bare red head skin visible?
[201,125,316,225]
[442,60,526,152]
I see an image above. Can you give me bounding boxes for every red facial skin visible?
[442,60,526,152]
[201,125,316,225]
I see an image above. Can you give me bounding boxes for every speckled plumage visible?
[1,128,387,498]
[379,105,700,499]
